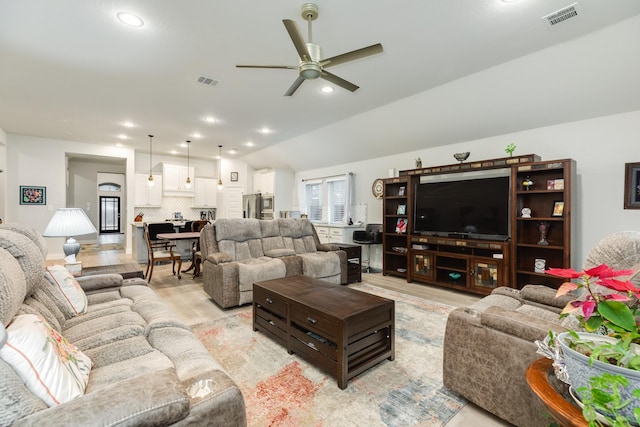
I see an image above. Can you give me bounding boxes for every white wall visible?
[295,110,640,270]
[0,127,6,223]
[6,134,135,259]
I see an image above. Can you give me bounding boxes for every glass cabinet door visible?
[472,258,501,290]
[413,252,433,281]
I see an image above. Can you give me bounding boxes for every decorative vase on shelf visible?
[415,158,422,168]
[537,221,550,245]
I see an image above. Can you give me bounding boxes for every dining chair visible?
[144,222,182,282]
[191,220,210,277]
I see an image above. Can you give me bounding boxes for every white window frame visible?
[301,174,351,225]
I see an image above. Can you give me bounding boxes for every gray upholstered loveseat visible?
[0,224,246,426]
[442,231,640,427]
[200,218,347,308]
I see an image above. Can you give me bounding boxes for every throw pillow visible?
[44,265,88,316]
[0,314,92,407]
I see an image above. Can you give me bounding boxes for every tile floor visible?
[71,233,512,426]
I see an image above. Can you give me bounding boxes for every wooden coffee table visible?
[253,275,395,389]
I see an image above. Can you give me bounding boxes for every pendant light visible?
[185,140,192,189]
[217,145,223,190]
[147,134,155,187]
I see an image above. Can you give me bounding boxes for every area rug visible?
[191,283,467,427]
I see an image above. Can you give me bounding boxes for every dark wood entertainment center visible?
[382,154,575,295]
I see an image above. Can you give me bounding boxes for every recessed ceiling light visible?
[191,133,202,138]
[321,86,334,93]
[229,149,237,155]
[121,121,136,128]
[118,134,128,140]
[245,141,255,147]
[258,127,272,134]
[115,143,124,148]
[179,143,187,148]
[117,12,144,27]
[170,150,178,155]
[203,116,216,123]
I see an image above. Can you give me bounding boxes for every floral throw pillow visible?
[0,314,92,406]
[44,265,88,316]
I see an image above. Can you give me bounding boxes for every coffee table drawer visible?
[254,286,287,318]
[291,305,339,341]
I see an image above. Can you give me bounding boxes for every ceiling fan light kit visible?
[236,3,383,96]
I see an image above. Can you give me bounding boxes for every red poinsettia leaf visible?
[546,268,583,279]
[584,264,610,277]
[581,300,596,319]
[556,282,579,296]
[599,278,636,292]
[596,267,635,279]
[603,293,631,301]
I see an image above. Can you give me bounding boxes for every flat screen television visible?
[413,171,511,241]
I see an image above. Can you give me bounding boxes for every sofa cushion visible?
[0,229,44,295]
[44,265,88,317]
[278,219,318,254]
[237,257,286,292]
[0,248,27,325]
[521,284,573,314]
[0,314,91,407]
[264,248,296,258]
[480,305,566,343]
[298,252,341,278]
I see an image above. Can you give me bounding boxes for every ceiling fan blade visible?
[321,43,383,68]
[284,76,306,96]
[236,65,297,69]
[320,71,359,92]
[283,19,311,62]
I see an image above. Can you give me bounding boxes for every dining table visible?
[156,232,201,275]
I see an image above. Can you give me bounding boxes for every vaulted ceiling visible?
[1,0,639,171]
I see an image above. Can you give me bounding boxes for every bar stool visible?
[352,224,382,273]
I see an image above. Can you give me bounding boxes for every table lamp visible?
[43,208,97,262]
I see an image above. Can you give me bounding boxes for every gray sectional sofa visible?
[200,218,347,308]
[443,231,640,427]
[0,224,246,426]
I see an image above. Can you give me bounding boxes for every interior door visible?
[99,196,121,233]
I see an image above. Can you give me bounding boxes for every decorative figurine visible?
[453,152,470,163]
[537,221,550,245]
[521,207,532,218]
[505,143,516,157]
[415,157,422,168]
[522,176,533,191]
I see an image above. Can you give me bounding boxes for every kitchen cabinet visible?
[252,169,294,214]
[314,225,364,244]
[134,173,163,207]
[253,170,275,194]
[192,177,217,207]
[162,163,195,196]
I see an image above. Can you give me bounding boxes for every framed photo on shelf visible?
[397,204,406,215]
[551,201,565,217]
[398,186,406,196]
[19,186,46,205]
[624,162,640,209]
[230,171,239,182]
[395,218,407,234]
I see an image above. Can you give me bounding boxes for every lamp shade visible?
[43,208,97,238]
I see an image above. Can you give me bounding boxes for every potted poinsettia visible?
[546,264,640,426]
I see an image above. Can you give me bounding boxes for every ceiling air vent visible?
[196,75,219,87]
[542,2,582,29]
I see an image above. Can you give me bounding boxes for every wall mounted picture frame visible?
[20,186,46,205]
[230,171,239,182]
[551,201,564,217]
[624,162,640,209]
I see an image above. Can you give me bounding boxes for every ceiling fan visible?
[236,3,383,96]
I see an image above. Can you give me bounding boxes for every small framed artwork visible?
[230,171,239,182]
[19,186,46,205]
[395,218,407,234]
[551,201,565,217]
[398,186,406,196]
[397,204,406,215]
[624,162,640,209]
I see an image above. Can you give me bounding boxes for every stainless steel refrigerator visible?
[243,193,262,219]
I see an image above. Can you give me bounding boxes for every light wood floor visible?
[70,234,512,427]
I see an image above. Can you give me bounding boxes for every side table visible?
[331,243,361,283]
[526,358,587,427]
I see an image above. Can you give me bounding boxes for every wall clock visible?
[372,179,384,199]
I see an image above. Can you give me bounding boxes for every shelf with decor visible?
[382,177,410,278]
[511,159,575,289]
